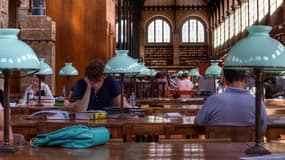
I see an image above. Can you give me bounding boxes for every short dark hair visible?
[223,69,246,83]
[85,59,105,80]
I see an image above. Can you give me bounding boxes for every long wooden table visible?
[0,142,285,159]
[143,104,202,116]
[136,97,205,105]
[11,105,75,115]
[11,115,203,142]
[10,101,285,143]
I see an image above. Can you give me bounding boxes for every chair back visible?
[204,125,255,142]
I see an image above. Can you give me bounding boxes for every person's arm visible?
[73,77,93,112]
[42,83,55,104]
[113,94,132,108]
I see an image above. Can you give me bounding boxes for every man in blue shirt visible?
[67,59,131,111]
[195,69,268,133]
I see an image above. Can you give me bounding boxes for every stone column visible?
[20,15,56,95]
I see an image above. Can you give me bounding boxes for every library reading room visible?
[1,0,285,159]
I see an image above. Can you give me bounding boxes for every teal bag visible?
[30,125,110,149]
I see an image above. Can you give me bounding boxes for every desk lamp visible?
[0,28,40,152]
[177,70,184,78]
[149,69,157,77]
[205,60,222,93]
[189,67,201,77]
[136,63,151,99]
[34,58,52,106]
[104,50,141,117]
[224,25,285,154]
[189,67,201,89]
[59,63,78,98]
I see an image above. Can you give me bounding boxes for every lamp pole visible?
[245,68,270,154]
[37,75,43,106]
[0,70,21,152]
[3,70,10,146]
[120,73,125,113]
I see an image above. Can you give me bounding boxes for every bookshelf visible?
[179,45,208,66]
[144,46,173,66]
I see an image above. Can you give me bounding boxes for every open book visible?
[26,110,70,120]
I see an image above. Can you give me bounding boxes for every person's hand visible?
[84,77,93,88]
[64,99,70,106]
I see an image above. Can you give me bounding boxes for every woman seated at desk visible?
[176,73,194,98]
[23,74,55,105]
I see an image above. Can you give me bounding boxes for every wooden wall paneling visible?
[46,0,115,95]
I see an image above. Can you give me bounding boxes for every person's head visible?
[181,73,189,79]
[223,69,247,88]
[85,59,105,91]
[31,75,40,87]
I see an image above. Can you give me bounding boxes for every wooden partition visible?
[46,0,115,95]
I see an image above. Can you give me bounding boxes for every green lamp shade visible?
[138,62,151,77]
[149,69,157,77]
[104,50,141,74]
[177,70,184,77]
[0,28,39,70]
[34,58,52,75]
[205,62,222,76]
[189,67,201,77]
[224,25,285,71]
[59,63,78,76]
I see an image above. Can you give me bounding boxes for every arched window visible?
[182,18,205,43]
[147,18,171,43]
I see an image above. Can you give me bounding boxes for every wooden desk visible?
[11,115,38,141]
[265,98,285,106]
[37,119,126,140]
[11,105,75,115]
[11,115,203,142]
[143,104,202,116]
[136,97,205,106]
[0,142,284,159]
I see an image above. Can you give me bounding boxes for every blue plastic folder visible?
[30,125,110,149]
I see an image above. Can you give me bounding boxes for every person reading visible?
[65,59,131,112]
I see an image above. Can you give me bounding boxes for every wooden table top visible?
[0,142,284,160]
[136,97,205,105]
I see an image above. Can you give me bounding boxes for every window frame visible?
[180,17,207,44]
[145,17,172,45]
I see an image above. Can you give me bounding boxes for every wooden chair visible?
[204,125,255,142]
[168,90,196,98]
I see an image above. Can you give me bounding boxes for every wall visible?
[46,0,115,95]
[140,9,211,71]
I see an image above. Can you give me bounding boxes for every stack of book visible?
[74,111,107,120]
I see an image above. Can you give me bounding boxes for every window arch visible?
[181,18,205,43]
[147,18,171,43]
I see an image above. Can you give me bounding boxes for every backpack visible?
[30,125,110,149]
